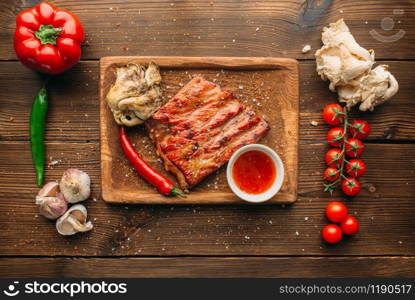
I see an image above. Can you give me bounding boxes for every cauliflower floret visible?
[315,19,398,111]
[338,65,399,111]
[315,19,375,91]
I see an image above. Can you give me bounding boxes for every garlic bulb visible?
[36,182,68,220]
[36,193,68,220]
[56,204,93,236]
[59,169,91,203]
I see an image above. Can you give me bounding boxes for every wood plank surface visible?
[1,257,414,278]
[100,57,299,204]
[1,1,414,60]
[0,62,99,142]
[1,61,414,142]
[0,141,413,256]
[0,0,414,278]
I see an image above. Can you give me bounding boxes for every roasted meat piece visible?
[146,77,270,189]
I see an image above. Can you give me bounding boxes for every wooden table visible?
[1,0,414,278]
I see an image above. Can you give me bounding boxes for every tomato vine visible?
[323,106,370,196]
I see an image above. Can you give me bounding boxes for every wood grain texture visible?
[0,61,99,142]
[0,0,414,278]
[1,257,415,278]
[1,0,414,60]
[1,60,414,143]
[100,57,299,204]
[0,141,414,256]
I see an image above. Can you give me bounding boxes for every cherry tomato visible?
[326,201,348,223]
[322,224,343,244]
[345,138,364,158]
[340,216,359,235]
[350,120,371,139]
[346,159,367,177]
[341,177,361,196]
[322,104,344,126]
[327,127,345,147]
[324,167,340,182]
[325,148,343,168]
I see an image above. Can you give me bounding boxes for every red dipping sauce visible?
[232,150,276,194]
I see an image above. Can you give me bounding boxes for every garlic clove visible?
[37,192,68,220]
[37,181,59,197]
[36,182,68,220]
[56,204,93,236]
[59,169,91,203]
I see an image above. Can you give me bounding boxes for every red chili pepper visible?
[14,2,84,75]
[119,126,184,197]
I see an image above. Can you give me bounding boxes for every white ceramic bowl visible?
[226,144,284,203]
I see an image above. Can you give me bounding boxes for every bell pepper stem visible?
[35,25,62,45]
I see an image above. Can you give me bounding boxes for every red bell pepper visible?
[14,2,84,75]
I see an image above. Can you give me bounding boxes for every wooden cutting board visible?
[100,56,299,204]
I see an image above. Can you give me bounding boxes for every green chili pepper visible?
[30,86,48,186]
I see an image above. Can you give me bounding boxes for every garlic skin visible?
[59,169,91,203]
[36,182,68,220]
[302,44,311,54]
[36,192,68,220]
[338,65,399,111]
[56,204,93,236]
[315,19,375,91]
[37,181,59,197]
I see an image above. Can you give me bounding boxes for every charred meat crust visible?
[146,77,270,189]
